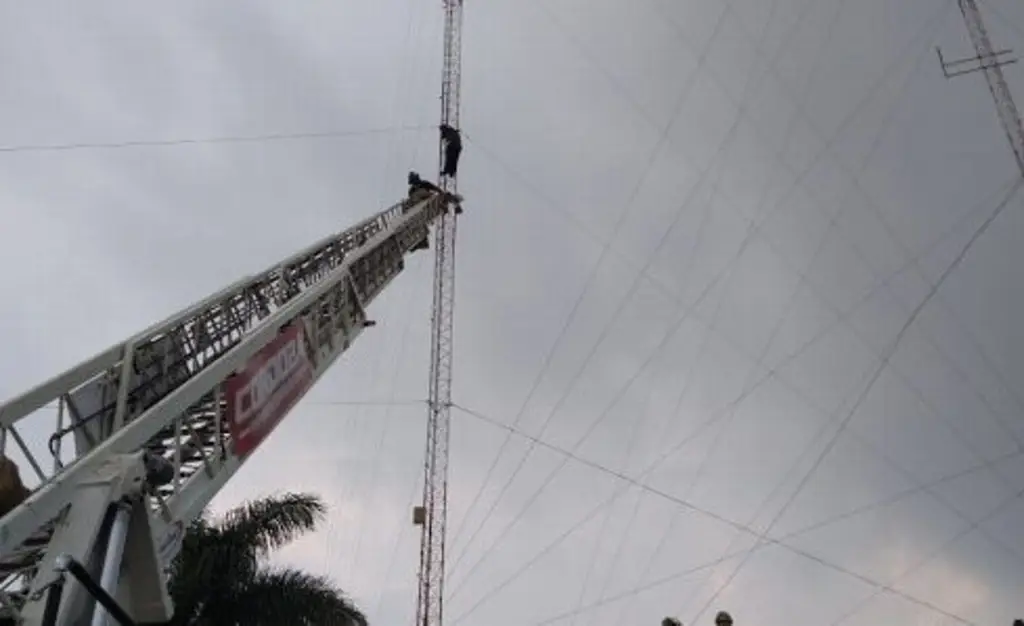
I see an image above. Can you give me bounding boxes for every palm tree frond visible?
[206,568,366,626]
[217,492,326,560]
[168,493,363,626]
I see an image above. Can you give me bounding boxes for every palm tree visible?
[167,492,366,626]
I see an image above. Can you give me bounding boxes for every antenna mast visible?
[939,0,1024,175]
[416,2,463,626]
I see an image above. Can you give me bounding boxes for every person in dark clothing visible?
[408,171,442,196]
[440,124,462,177]
[405,172,438,252]
[404,171,464,251]
[0,456,30,519]
[407,170,463,214]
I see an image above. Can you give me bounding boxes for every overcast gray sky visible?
[0,0,1022,625]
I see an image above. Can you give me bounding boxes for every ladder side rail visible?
[161,232,412,527]
[0,276,255,431]
[0,201,408,432]
[0,194,446,560]
[255,202,406,305]
[18,213,388,474]
[0,200,433,490]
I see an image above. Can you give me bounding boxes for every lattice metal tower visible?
[940,0,1024,176]
[416,2,463,626]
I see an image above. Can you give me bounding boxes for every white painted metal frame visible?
[18,452,167,626]
[0,193,450,625]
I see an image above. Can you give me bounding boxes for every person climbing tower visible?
[440,123,462,178]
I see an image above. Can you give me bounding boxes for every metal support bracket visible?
[936,45,1017,78]
[19,452,171,626]
[53,555,137,626]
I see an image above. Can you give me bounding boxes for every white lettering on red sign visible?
[234,335,304,428]
[225,325,314,457]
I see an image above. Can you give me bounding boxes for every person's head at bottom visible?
[662,617,681,626]
[714,611,733,626]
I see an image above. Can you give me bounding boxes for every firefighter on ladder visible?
[406,171,462,211]
[404,171,463,252]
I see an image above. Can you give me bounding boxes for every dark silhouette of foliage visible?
[167,493,365,626]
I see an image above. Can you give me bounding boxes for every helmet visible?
[662,618,682,626]
[714,612,733,625]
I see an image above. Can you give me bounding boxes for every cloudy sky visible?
[0,0,1023,625]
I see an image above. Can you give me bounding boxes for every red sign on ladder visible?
[225,324,314,457]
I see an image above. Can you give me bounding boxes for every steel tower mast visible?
[939,0,1024,176]
[416,1,463,626]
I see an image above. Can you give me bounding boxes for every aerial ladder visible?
[0,190,459,626]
